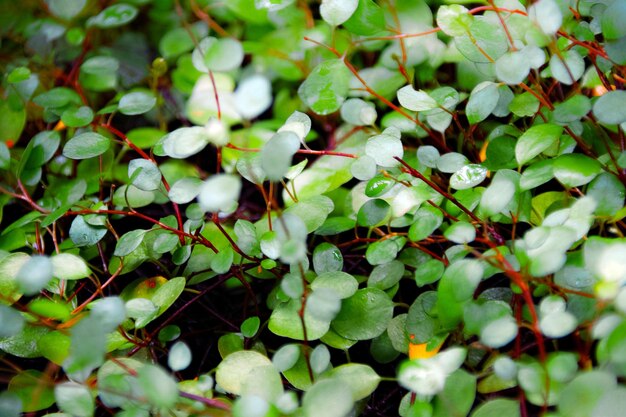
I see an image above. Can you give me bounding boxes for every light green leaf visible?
[128,159,161,191]
[471,399,520,417]
[261,131,300,181]
[61,106,94,128]
[269,299,330,340]
[192,36,244,72]
[8,370,55,412]
[168,341,192,371]
[341,98,377,126]
[298,60,351,115]
[549,50,584,85]
[602,1,626,40]
[0,305,24,337]
[198,174,241,213]
[466,82,499,124]
[397,85,438,112]
[137,365,178,408]
[302,379,353,417]
[449,164,487,190]
[54,382,94,417]
[51,253,90,280]
[496,51,530,85]
[593,91,626,125]
[63,132,111,160]
[216,350,273,395]
[553,154,602,188]
[168,177,203,204]
[17,255,53,295]
[365,133,403,167]
[311,272,358,299]
[480,316,518,348]
[161,127,210,159]
[528,0,562,35]
[118,91,156,116]
[436,4,472,36]
[319,0,358,26]
[329,364,381,400]
[88,4,138,28]
[46,0,87,19]
[234,75,272,119]
[515,123,563,166]
[444,221,476,244]
[272,344,301,372]
[312,243,343,274]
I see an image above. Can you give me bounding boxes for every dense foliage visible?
[1,0,626,416]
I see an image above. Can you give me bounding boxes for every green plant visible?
[1,0,626,416]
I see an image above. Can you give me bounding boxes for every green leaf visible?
[471,399,520,417]
[455,17,508,64]
[409,206,443,242]
[88,4,138,28]
[63,132,111,160]
[365,237,402,265]
[284,195,334,233]
[33,87,81,109]
[310,344,331,374]
[433,369,476,417]
[0,324,48,358]
[368,260,405,291]
[365,133,404,167]
[510,92,540,117]
[61,106,94,128]
[8,370,55,412]
[235,75,272,119]
[313,243,343,274]
[480,316,518,348]
[261,131,300,181]
[331,288,394,340]
[553,95,591,123]
[415,259,445,287]
[342,0,385,36]
[329,364,381,400]
[357,199,390,227]
[397,85,438,112]
[298,59,351,115]
[436,5,472,36]
[272,344,301,372]
[269,299,330,340]
[553,154,602,188]
[602,0,626,40]
[588,173,626,217]
[118,91,156,115]
[54,382,94,417]
[302,379,353,417]
[341,98,377,126]
[437,260,484,328]
[319,0,358,26]
[44,0,84,18]
[515,123,563,166]
[449,164,487,190]
[520,159,554,191]
[192,37,244,72]
[161,127,210,159]
[437,152,469,173]
[215,350,274,395]
[558,371,616,417]
[444,221,476,244]
[198,174,242,213]
[51,253,90,280]
[549,50,584,85]
[137,365,178,408]
[311,271,359,299]
[241,316,261,338]
[168,177,203,204]
[0,391,22,417]
[128,159,161,191]
[528,0,562,35]
[17,255,53,295]
[0,305,24,337]
[168,341,192,371]
[152,277,185,315]
[466,82,499,124]
[496,51,530,85]
[480,172,516,216]
[7,66,31,83]
[593,91,626,125]
[114,229,147,257]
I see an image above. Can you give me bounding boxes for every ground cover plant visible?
[1,0,626,416]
